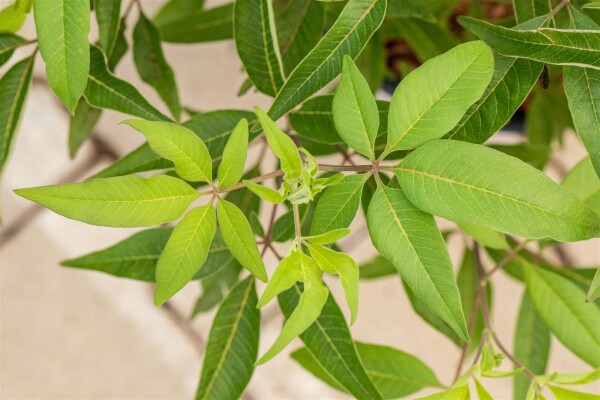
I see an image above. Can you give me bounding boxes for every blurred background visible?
[1,0,599,399]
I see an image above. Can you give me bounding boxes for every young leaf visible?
[85,45,171,121]
[0,0,32,33]
[473,378,493,400]
[268,0,387,120]
[243,180,286,203]
[513,293,550,400]
[133,12,181,120]
[0,55,33,174]
[293,342,442,399]
[332,56,379,159]
[546,369,600,385]
[123,120,212,183]
[95,0,121,56]
[304,228,351,244]
[417,384,469,400]
[257,251,302,308]
[584,1,600,9]
[385,41,494,154]
[195,277,259,400]
[278,284,383,399]
[562,157,600,216]
[0,33,27,67]
[564,67,600,178]
[276,0,324,76]
[257,253,328,364]
[218,118,248,187]
[447,55,543,144]
[548,386,600,400]
[15,175,199,227]
[234,0,284,97]
[69,99,101,158]
[308,244,359,324]
[525,265,600,367]
[589,269,600,303]
[154,204,217,306]
[310,173,369,235]
[367,184,468,341]
[217,198,268,282]
[61,227,172,282]
[33,0,90,113]
[459,17,600,70]
[155,3,233,43]
[396,140,600,242]
[254,107,302,179]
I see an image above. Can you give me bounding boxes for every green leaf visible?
[459,17,600,70]
[95,0,122,55]
[153,0,205,28]
[123,119,212,183]
[0,55,33,175]
[525,265,600,367]
[33,0,90,113]
[195,277,259,400]
[564,66,600,179]
[234,0,284,97]
[385,41,494,154]
[308,244,359,324]
[133,12,181,120]
[0,33,27,67]
[218,118,248,187]
[268,0,387,121]
[257,253,328,364]
[289,94,390,145]
[243,180,286,203]
[15,175,199,227]
[61,227,172,282]
[396,140,600,242]
[417,384,470,400]
[92,143,172,179]
[304,228,351,244]
[359,255,397,280]
[106,17,128,70]
[332,56,379,160]
[512,0,551,24]
[548,386,600,400]
[85,45,171,121]
[584,1,600,10]
[191,259,242,316]
[217,198,267,282]
[310,173,369,235]
[513,293,550,400]
[154,204,217,306]
[68,99,101,158]
[355,30,385,92]
[367,184,468,341]
[589,269,600,302]
[254,107,302,179]
[156,3,233,43]
[257,250,302,308]
[459,224,509,250]
[562,157,600,216]
[546,369,600,385]
[473,378,493,400]
[447,55,542,144]
[0,0,32,33]
[292,342,442,399]
[276,0,324,76]
[278,284,383,399]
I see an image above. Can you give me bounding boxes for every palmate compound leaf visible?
[217,198,267,282]
[195,277,259,400]
[332,55,379,160]
[291,342,443,399]
[217,118,248,188]
[383,40,494,155]
[308,243,358,324]
[279,283,383,399]
[459,16,600,70]
[525,264,600,368]
[15,175,199,227]
[366,184,468,341]
[234,0,284,97]
[123,120,212,183]
[268,0,388,121]
[33,0,90,113]
[154,204,217,306]
[396,140,600,242]
[0,55,34,175]
[256,251,328,365]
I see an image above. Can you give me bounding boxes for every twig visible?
[484,239,529,280]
